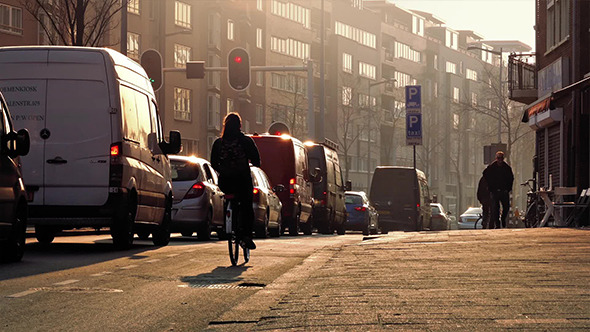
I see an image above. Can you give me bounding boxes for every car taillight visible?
[184,182,205,199]
[253,187,260,203]
[355,206,367,212]
[417,203,420,208]
[289,178,296,196]
[109,142,123,187]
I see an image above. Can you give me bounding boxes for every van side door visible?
[144,99,167,222]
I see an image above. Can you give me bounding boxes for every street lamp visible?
[367,78,396,190]
[467,45,503,144]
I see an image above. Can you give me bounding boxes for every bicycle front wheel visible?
[524,201,539,228]
[228,237,239,266]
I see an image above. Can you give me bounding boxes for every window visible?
[227,20,234,40]
[256,28,263,48]
[207,53,221,88]
[256,104,264,124]
[271,0,310,29]
[394,41,421,63]
[208,13,221,47]
[342,86,352,106]
[547,0,570,49]
[342,53,352,73]
[433,54,438,70]
[453,87,460,103]
[174,87,191,121]
[174,44,191,68]
[128,0,140,15]
[412,15,424,36]
[207,93,221,129]
[334,21,376,49]
[127,32,140,60]
[256,72,264,86]
[445,61,457,74]
[257,0,263,11]
[175,1,191,28]
[0,3,22,34]
[270,36,310,60]
[445,29,458,50]
[394,71,414,87]
[466,68,478,81]
[358,61,376,80]
[453,113,460,129]
[207,135,216,159]
[471,92,477,107]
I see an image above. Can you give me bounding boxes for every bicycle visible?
[521,179,544,228]
[224,194,250,266]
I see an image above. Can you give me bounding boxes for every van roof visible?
[250,133,304,145]
[374,166,427,179]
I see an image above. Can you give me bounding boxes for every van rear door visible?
[44,79,111,205]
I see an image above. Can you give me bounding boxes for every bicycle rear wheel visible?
[229,237,239,266]
[524,201,539,228]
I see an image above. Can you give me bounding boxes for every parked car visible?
[0,46,182,249]
[459,207,483,229]
[345,191,379,235]
[251,166,283,238]
[430,203,452,231]
[169,156,225,240]
[0,92,30,263]
[370,166,432,232]
[305,140,348,235]
[250,133,314,235]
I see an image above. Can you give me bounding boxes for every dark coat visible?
[483,160,514,192]
[210,132,261,195]
[477,176,490,206]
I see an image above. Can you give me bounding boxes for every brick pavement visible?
[208,228,590,331]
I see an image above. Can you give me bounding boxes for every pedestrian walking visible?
[483,151,514,229]
[476,176,491,229]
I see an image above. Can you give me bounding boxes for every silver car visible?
[169,156,225,240]
[251,166,283,238]
[459,207,483,229]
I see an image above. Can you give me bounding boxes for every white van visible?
[0,46,181,249]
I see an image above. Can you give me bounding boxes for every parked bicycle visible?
[225,194,250,266]
[521,179,544,228]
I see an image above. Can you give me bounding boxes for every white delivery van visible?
[0,46,181,249]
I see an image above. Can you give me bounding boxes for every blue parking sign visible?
[406,113,422,145]
[405,85,421,111]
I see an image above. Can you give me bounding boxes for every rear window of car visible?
[171,160,200,181]
[464,207,481,214]
[345,194,362,205]
[431,205,441,214]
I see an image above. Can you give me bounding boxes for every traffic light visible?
[140,49,163,91]
[227,47,250,91]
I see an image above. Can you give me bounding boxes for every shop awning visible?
[522,95,553,123]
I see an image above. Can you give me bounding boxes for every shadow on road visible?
[180,265,251,287]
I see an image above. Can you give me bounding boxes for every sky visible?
[391,0,536,50]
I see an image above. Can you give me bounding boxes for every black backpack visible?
[218,137,249,177]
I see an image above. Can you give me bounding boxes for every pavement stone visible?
[207,228,590,331]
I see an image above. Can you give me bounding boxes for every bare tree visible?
[268,73,308,139]
[20,0,122,47]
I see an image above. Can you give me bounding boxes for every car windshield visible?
[345,195,362,205]
[431,205,441,214]
[464,207,482,215]
[171,160,200,181]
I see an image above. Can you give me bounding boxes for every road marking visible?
[185,249,196,253]
[167,254,179,257]
[90,271,113,277]
[119,265,138,270]
[53,279,79,286]
[146,259,160,263]
[6,289,39,298]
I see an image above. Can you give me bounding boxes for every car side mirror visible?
[345,180,352,191]
[273,184,285,193]
[158,130,182,155]
[2,129,30,158]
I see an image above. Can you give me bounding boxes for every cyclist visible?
[211,112,261,250]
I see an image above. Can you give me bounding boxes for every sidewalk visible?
[208,228,590,331]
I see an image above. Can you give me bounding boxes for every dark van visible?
[369,166,431,232]
[0,92,30,262]
[250,134,313,235]
[305,141,347,235]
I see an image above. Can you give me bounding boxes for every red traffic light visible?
[234,56,242,63]
[227,47,250,91]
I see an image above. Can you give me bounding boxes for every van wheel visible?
[1,203,27,262]
[153,198,172,246]
[289,212,300,236]
[301,214,313,235]
[35,225,55,245]
[197,210,212,241]
[336,220,346,235]
[112,196,136,250]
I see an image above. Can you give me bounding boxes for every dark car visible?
[0,92,30,262]
[251,166,283,238]
[305,140,348,235]
[345,191,379,235]
[250,134,314,235]
[169,156,225,240]
[370,166,432,232]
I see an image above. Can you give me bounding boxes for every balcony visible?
[508,53,537,104]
